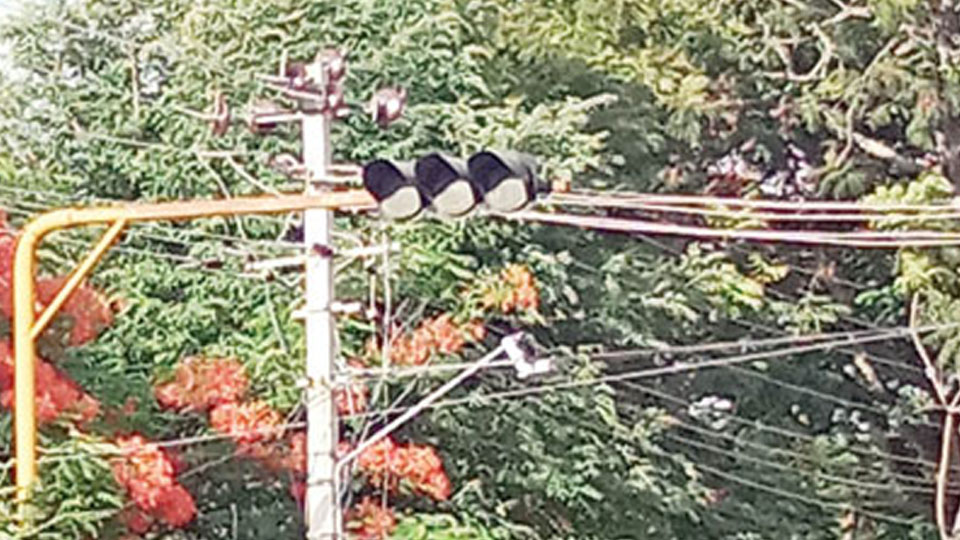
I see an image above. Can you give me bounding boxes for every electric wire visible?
[553,190,960,212]
[503,209,960,248]
[32,326,932,458]
[620,219,927,379]
[619,380,941,472]
[566,417,925,527]
[346,324,934,382]
[661,429,934,497]
[674,453,920,527]
[347,324,959,420]
[13,10,944,528]
[548,192,960,222]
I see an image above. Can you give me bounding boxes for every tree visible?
[1,0,959,538]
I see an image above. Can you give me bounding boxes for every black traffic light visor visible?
[467,151,538,212]
[415,153,478,216]
[362,160,423,220]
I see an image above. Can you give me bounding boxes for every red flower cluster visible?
[152,355,452,530]
[367,314,487,367]
[354,436,452,501]
[154,356,248,411]
[0,229,113,345]
[345,497,397,540]
[335,379,370,416]
[209,399,282,444]
[0,234,14,319]
[0,341,100,424]
[111,435,196,530]
[481,264,539,313]
[36,276,114,346]
[119,507,153,535]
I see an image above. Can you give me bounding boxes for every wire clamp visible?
[503,333,551,379]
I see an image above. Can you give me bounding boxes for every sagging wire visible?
[619,380,943,473]
[550,190,960,212]
[548,192,960,223]
[502,209,960,248]
[344,324,936,382]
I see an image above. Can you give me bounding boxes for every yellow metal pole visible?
[13,225,38,510]
[12,190,375,511]
[31,219,128,340]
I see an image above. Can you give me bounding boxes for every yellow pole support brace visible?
[31,219,128,340]
[12,190,375,513]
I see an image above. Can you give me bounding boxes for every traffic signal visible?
[362,150,540,219]
[362,160,424,220]
[468,150,538,212]
[414,154,476,217]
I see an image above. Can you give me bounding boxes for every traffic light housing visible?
[468,150,538,212]
[363,150,540,219]
[362,160,424,220]
[414,154,477,217]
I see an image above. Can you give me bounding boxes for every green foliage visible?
[1,435,121,539]
[393,513,505,540]
[3,0,960,537]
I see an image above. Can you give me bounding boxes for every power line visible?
[504,209,960,248]
[349,324,958,420]
[680,455,919,527]
[661,430,938,496]
[723,364,914,424]
[348,324,923,381]
[566,416,925,527]
[620,380,941,472]
[553,190,960,213]
[35,328,951,488]
[549,192,960,223]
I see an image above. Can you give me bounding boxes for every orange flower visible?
[419,470,452,501]
[392,444,451,500]
[0,235,14,318]
[119,507,154,535]
[210,400,282,444]
[0,342,100,425]
[36,276,114,345]
[393,444,442,481]
[379,315,484,366]
[479,264,540,314]
[345,497,397,540]
[111,435,175,510]
[155,357,248,412]
[153,485,197,527]
[111,435,197,528]
[357,437,397,486]
[335,381,369,415]
[462,320,487,342]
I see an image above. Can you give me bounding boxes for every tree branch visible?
[910,294,949,406]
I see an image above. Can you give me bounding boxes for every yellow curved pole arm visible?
[12,190,374,515]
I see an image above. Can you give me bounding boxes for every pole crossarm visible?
[12,190,375,516]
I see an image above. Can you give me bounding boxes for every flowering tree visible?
[0,191,540,537]
[8,0,956,538]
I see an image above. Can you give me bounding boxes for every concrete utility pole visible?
[302,108,338,538]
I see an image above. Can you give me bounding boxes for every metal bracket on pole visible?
[245,243,400,273]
